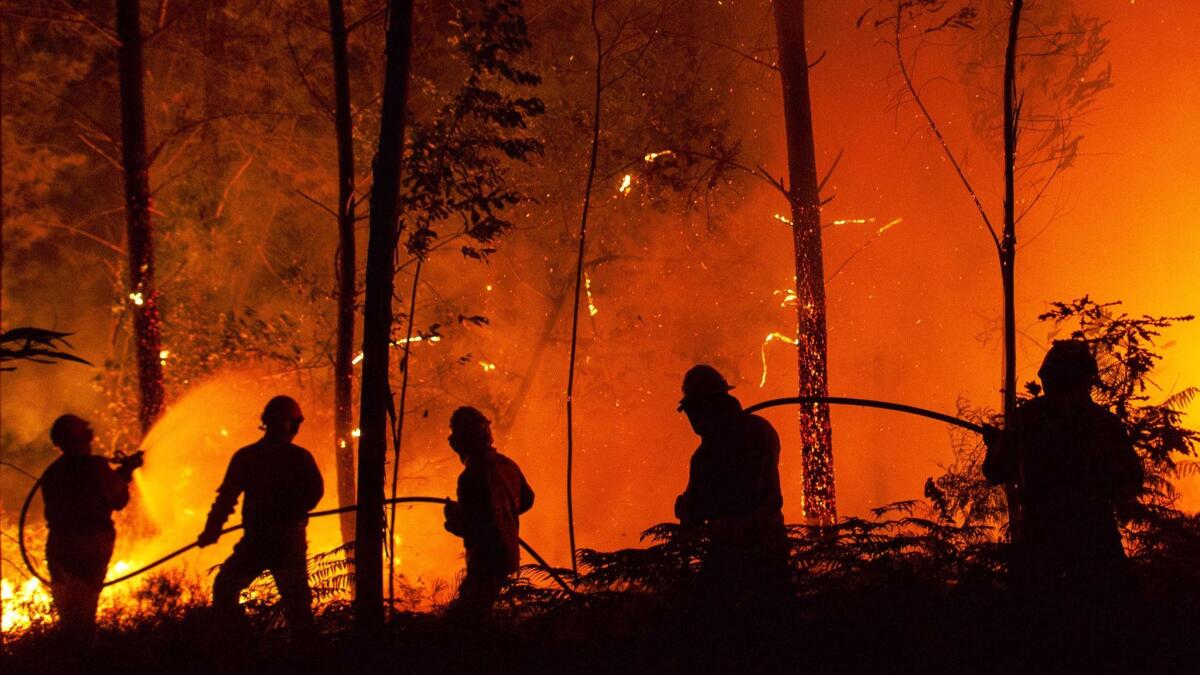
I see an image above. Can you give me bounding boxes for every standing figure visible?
[41,414,141,644]
[197,395,323,637]
[674,365,788,599]
[983,340,1143,598]
[442,406,534,620]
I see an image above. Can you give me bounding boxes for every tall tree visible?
[773,0,836,524]
[328,0,358,550]
[355,0,414,630]
[116,0,165,434]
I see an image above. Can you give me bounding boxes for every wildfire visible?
[759,331,799,387]
[617,174,633,196]
[2,576,52,634]
[584,272,599,316]
[352,335,443,366]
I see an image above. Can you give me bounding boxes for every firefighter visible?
[983,340,1143,596]
[41,414,141,643]
[674,365,788,599]
[197,395,323,637]
[442,406,535,619]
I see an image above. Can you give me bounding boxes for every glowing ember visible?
[351,428,362,438]
[759,331,799,387]
[617,174,633,196]
[128,291,145,306]
[643,149,674,162]
[584,273,599,316]
[479,360,497,372]
[773,213,792,225]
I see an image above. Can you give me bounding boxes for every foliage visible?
[400,0,545,261]
[0,327,92,370]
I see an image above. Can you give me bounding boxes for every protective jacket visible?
[676,395,784,528]
[42,454,129,536]
[203,438,324,537]
[445,449,534,574]
[983,396,1142,567]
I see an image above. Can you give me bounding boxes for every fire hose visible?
[17,487,575,595]
[15,397,985,597]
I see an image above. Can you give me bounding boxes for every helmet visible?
[449,406,493,449]
[261,395,304,429]
[678,364,735,411]
[50,414,90,449]
[1038,340,1099,388]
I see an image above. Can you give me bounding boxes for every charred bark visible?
[328,0,358,550]
[773,0,835,524]
[354,0,414,630]
[117,0,165,435]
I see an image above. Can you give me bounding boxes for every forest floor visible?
[5,579,1200,674]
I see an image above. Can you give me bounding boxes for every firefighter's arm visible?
[199,456,243,547]
[1108,424,1144,501]
[981,424,1016,485]
[445,472,482,537]
[518,475,535,515]
[99,460,131,511]
[302,451,324,511]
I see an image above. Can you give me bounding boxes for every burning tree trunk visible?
[354,0,413,630]
[116,0,165,434]
[773,0,835,524]
[328,0,358,550]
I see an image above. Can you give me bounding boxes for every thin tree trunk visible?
[1001,0,1024,535]
[564,0,604,575]
[354,0,414,631]
[117,0,165,435]
[387,259,421,610]
[773,0,835,524]
[328,0,358,550]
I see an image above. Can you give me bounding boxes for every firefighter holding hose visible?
[41,414,142,644]
[442,406,535,620]
[674,365,789,601]
[983,340,1143,606]
[197,395,323,638]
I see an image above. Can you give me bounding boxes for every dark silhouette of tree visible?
[867,0,1112,533]
[116,0,165,435]
[773,0,836,524]
[355,0,414,631]
[327,0,358,551]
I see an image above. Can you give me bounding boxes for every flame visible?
[759,331,799,387]
[584,273,599,316]
[478,360,497,372]
[643,149,674,162]
[128,291,145,306]
[617,174,633,196]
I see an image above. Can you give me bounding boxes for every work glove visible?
[443,499,464,536]
[115,450,145,481]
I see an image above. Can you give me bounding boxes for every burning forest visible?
[2,0,1199,672]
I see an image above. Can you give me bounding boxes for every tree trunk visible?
[1001,0,1024,536]
[328,0,358,550]
[117,0,165,435]
[773,0,835,524]
[354,0,414,631]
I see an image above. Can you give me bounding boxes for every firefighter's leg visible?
[212,538,266,625]
[268,532,315,638]
[447,567,505,621]
[47,531,113,645]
